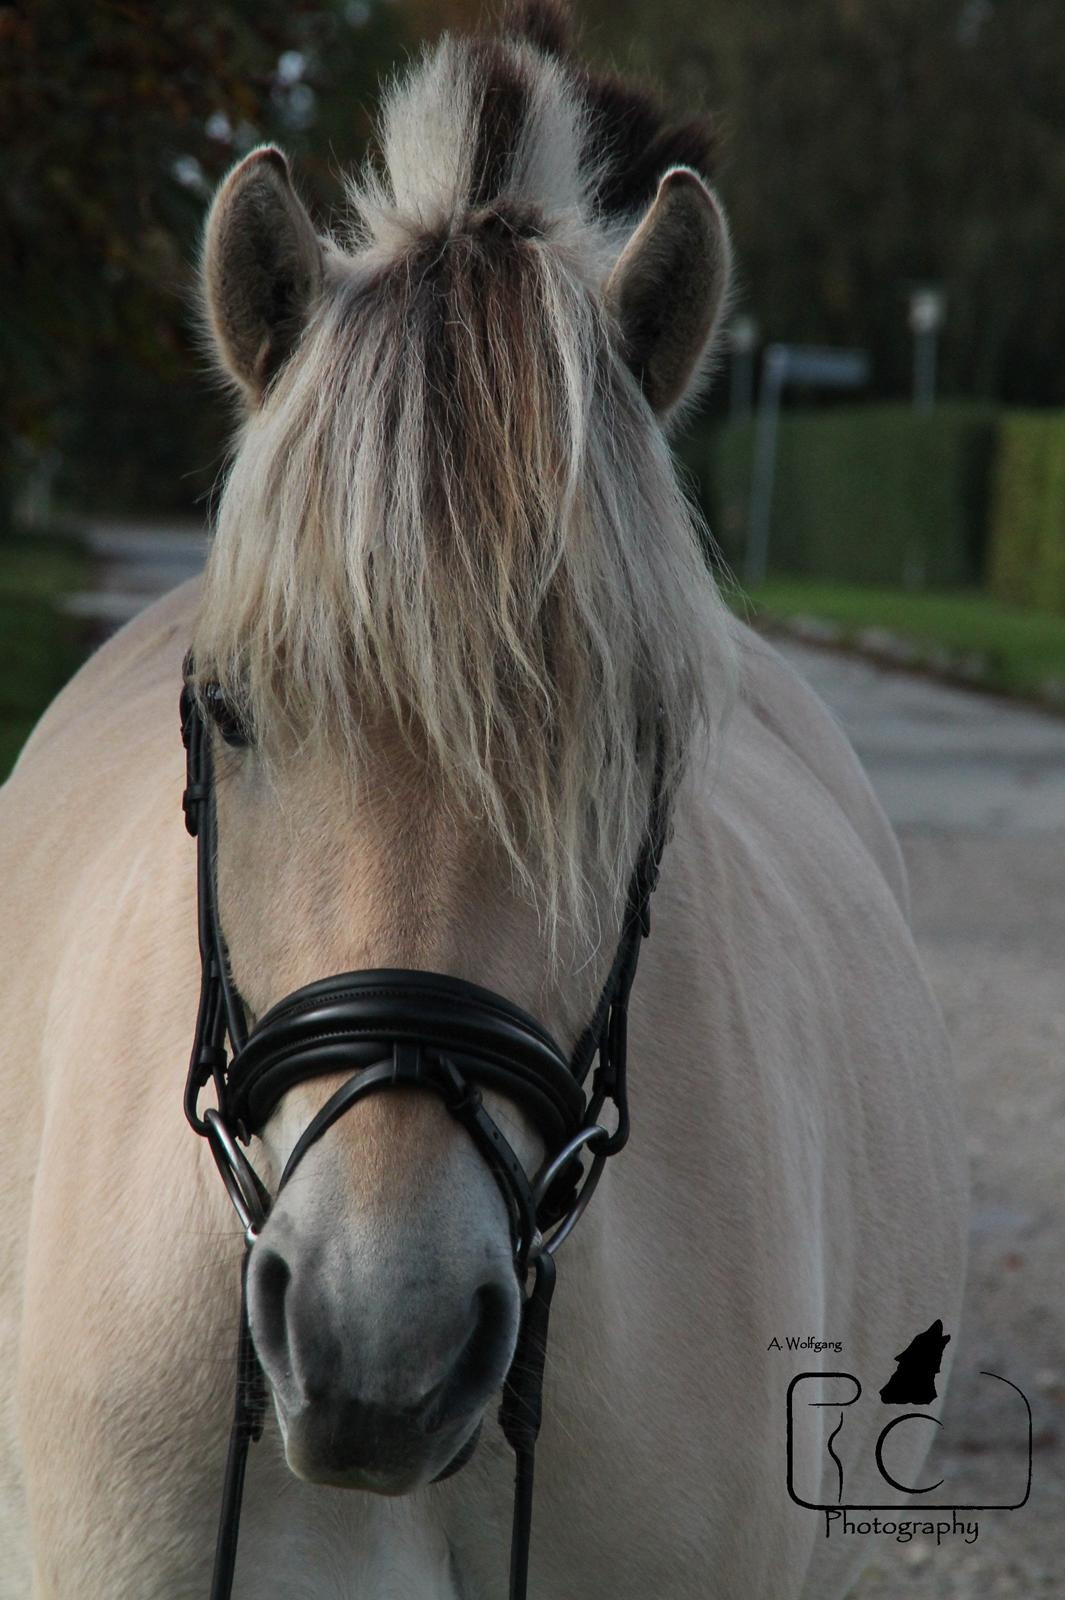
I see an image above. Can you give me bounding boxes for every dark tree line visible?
[576,0,1065,406]
[0,0,407,523]
[3,0,1064,523]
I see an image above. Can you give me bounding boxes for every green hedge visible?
[746,581,1065,705]
[0,533,88,781]
[684,403,998,588]
[987,412,1065,615]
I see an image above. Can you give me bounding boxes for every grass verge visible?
[738,581,1065,709]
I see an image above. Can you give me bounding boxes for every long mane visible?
[193,4,737,971]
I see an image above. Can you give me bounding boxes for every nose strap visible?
[275,1042,541,1260]
[226,969,586,1154]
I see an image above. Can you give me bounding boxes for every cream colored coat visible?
[0,579,966,1599]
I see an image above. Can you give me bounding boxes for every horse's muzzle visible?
[248,1239,518,1493]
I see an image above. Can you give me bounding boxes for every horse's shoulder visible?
[731,621,911,923]
[0,579,199,911]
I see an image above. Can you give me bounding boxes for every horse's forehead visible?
[223,719,444,840]
[211,737,554,1022]
[216,750,467,917]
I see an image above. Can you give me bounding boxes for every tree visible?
[0,0,409,524]
[578,0,1065,406]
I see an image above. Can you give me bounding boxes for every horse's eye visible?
[201,682,252,749]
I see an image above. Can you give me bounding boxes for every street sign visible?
[769,345,871,389]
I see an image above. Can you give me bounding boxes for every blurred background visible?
[4,0,1065,769]
[1,4,1062,1593]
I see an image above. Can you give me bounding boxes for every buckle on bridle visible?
[180,674,209,838]
[182,781,210,836]
[531,1124,610,1255]
[435,1053,484,1118]
[204,1109,270,1247]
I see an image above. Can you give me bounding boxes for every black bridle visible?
[180,663,671,1600]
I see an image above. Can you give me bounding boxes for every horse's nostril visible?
[251,1246,291,1369]
[466,1282,510,1368]
[428,1281,513,1429]
[248,1242,514,1435]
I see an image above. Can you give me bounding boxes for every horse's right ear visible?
[202,146,322,403]
[604,167,731,417]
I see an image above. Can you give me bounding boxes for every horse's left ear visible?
[202,146,323,403]
[604,167,731,415]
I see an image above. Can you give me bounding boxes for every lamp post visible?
[743,345,870,589]
[909,287,946,412]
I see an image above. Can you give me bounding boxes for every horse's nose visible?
[246,1243,517,1483]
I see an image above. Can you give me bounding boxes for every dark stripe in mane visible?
[576,77,719,215]
[500,0,719,218]
[469,41,533,208]
[505,0,571,58]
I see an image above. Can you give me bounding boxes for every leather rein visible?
[179,664,671,1599]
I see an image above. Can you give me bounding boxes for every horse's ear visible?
[604,167,731,416]
[202,146,322,403]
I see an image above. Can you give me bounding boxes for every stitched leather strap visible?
[227,970,585,1149]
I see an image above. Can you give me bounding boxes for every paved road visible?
[776,639,1065,1600]
[775,638,1065,835]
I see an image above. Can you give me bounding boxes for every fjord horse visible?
[0,11,965,1597]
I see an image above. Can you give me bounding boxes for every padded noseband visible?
[227,969,586,1149]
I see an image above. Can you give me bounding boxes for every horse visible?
[0,8,967,1597]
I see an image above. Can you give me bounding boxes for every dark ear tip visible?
[230,146,291,188]
[658,165,710,200]
[658,167,722,219]
[254,146,290,176]
[222,145,291,196]
[659,165,703,190]
[656,168,728,267]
